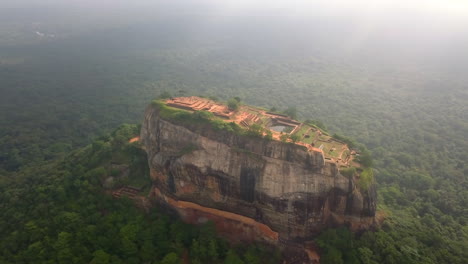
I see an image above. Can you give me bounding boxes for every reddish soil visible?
[152,187,279,242]
[169,198,279,241]
[129,136,140,143]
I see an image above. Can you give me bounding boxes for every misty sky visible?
[4,0,468,17]
[1,0,467,70]
[3,0,467,36]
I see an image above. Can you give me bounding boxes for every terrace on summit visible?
[164,96,356,167]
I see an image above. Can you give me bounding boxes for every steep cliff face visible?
[141,104,377,242]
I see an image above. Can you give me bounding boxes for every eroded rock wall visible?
[141,105,376,242]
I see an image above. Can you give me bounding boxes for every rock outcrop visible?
[140,103,377,243]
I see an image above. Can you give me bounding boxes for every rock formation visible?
[140,99,377,244]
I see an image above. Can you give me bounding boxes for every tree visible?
[170,221,194,247]
[280,134,289,142]
[120,238,138,257]
[54,232,75,264]
[307,119,327,131]
[357,149,373,168]
[207,239,219,260]
[23,241,45,262]
[92,140,106,152]
[227,98,240,111]
[120,223,140,242]
[243,246,261,264]
[160,252,181,264]
[140,240,156,261]
[90,250,111,264]
[358,247,379,264]
[321,248,343,264]
[283,106,297,119]
[403,171,434,191]
[224,249,244,264]
[289,134,300,143]
[358,168,374,190]
[190,239,202,260]
[194,110,214,120]
[159,91,172,99]
[247,124,263,137]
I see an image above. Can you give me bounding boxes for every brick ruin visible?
[164,96,354,167]
[165,96,300,134]
[166,96,233,119]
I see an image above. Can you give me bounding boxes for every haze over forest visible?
[0,1,467,264]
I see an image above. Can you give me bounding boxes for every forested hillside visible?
[0,4,467,264]
[0,124,279,263]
